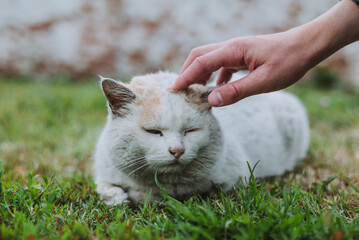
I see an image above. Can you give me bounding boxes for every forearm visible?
[291,0,359,70]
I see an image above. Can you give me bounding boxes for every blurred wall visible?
[0,0,358,86]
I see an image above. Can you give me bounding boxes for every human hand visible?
[172,32,312,107]
[171,0,359,107]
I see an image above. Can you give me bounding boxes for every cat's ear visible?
[100,76,136,117]
[184,85,215,112]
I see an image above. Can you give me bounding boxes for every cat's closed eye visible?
[144,128,163,137]
[184,128,201,136]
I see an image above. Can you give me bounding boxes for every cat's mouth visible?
[163,159,182,166]
[156,159,188,171]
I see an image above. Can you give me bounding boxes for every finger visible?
[173,47,232,90]
[179,43,220,74]
[197,72,212,86]
[216,68,235,85]
[208,67,269,107]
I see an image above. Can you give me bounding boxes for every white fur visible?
[94,71,310,205]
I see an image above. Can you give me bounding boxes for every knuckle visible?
[226,40,238,50]
[194,56,207,71]
[223,39,248,65]
[227,83,242,103]
[232,37,249,49]
[190,47,202,57]
[233,39,248,53]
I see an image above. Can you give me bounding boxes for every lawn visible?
[0,76,358,239]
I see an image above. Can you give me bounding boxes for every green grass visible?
[0,77,359,239]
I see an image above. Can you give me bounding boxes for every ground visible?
[0,76,358,239]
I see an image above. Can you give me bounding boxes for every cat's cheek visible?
[184,133,197,141]
[185,132,207,145]
[179,158,192,165]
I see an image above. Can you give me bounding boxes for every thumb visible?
[208,68,268,107]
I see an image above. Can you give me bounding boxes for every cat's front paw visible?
[96,183,129,206]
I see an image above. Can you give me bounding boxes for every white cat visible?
[94,71,310,205]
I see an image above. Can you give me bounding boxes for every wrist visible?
[289,0,359,70]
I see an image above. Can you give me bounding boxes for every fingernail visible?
[169,84,177,91]
[208,90,223,106]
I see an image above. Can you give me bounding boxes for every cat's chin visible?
[157,165,182,173]
[155,159,189,173]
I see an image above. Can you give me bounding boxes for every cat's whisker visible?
[191,163,203,170]
[141,166,155,177]
[117,158,147,170]
[118,161,144,170]
[125,157,147,164]
[191,160,208,170]
[128,162,152,176]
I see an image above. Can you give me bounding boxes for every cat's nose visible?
[169,147,185,159]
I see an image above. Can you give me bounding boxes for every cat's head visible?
[100,72,222,181]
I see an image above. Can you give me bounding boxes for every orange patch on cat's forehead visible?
[139,96,161,115]
[130,77,165,96]
[130,78,164,121]
[129,76,203,122]
[130,76,170,89]
[132,78,160,96]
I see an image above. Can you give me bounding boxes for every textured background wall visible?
[0,0,358,86]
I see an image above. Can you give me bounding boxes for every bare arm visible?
[171,0,359,107]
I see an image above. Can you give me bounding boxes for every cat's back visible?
[212,91,307,127]
[212,91,309,177]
